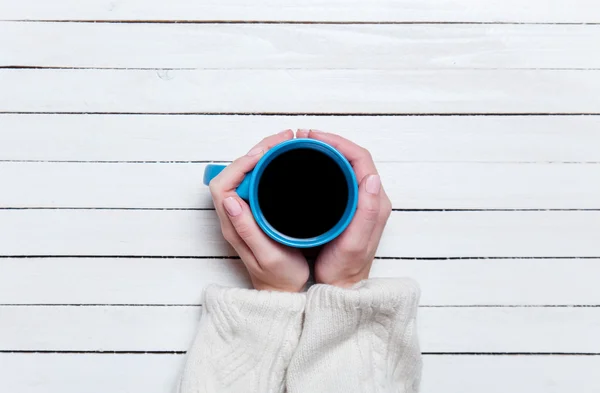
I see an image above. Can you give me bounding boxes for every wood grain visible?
[3,22,600,69]
[2,115,599,163]
[0,210,598,258]
[1,306,598,352]
[1,0,598,22]
[0,354,597,393]
[1,162,599,209]
[2,69,600,114]
[1,258,599,306]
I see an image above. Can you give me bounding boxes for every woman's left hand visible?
[296,129,393,288]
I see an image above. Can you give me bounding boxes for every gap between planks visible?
[0,350,598,355]
[3,112,600,116]
[0,206,597,215]
[4,67,600,71]
[2,255,600,260]
[1,208,599,212]
[5,20,600,25]
[2,304,599,307]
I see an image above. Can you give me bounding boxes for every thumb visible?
[335,174,381,252]
[223,196,279,264]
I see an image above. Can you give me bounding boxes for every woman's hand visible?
[209,130,310,292]
[297,129,393,288]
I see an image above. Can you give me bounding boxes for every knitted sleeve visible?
[286,278,422,393]
[178,285,306,393]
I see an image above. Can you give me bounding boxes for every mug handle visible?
[203,164,252,200]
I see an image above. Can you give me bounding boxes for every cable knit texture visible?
[178,285,306,393]
[286,278,422,393]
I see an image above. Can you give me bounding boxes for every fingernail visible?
[279,129,292,135]
[366,175,381,195]
[247,147,263,156]
[309,129,323,133]
[224,197,243,216]
[297,128,309,133]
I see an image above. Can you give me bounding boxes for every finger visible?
[212,206,263,280]
[336,174,381,255]
[210,150,264,194]
[307,130,377,182]
[210,129,294,193]
[250,129,294,151]
[296,129,310,138]
[368,186,393,252]
[211,194,256,260]
[222,195,282,268]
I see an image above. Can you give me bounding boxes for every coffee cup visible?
[203,139,358,248]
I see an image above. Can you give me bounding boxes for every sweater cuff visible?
[203,285,306,339]
[204,285,306,315]
[306,278,420,316]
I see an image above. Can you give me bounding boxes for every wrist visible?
[251,277,307,293]
[315,269,370,288]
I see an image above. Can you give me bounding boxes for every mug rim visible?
[248,138,358,248]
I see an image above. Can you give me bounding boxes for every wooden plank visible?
[0,210,598,257]
[0,0,598,23]
[423,356,600,393]
[3,22,600,69]
[0,354,183,393]
[2,69,600,114]
[420,308,600,353]
[1,306,598,353]
[1,162,600,209]
[0,353,597,393]
[2,115,599,163]
[1,258,599,306]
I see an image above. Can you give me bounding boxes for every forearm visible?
[178,286,306,393]
[286,278,422,393]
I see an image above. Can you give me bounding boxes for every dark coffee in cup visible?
[258,148,349,239]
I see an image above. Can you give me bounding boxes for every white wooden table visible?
[1,1,599,392]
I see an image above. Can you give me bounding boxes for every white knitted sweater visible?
[178,278,421,393]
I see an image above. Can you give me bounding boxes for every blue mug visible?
[203,139,358,248]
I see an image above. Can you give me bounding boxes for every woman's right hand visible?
[208,130,310,293]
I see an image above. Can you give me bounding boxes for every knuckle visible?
[231,155,247,166]
[386,198,393,212]
[340,239,368,257]
[221,228,237,244]
[255,136,271,149]
[360,147,372,160]
[208,179,221,196]
[259,255,280,269]
[233,221,254,241]
[381,201,392,220]
[359,203,380,222]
